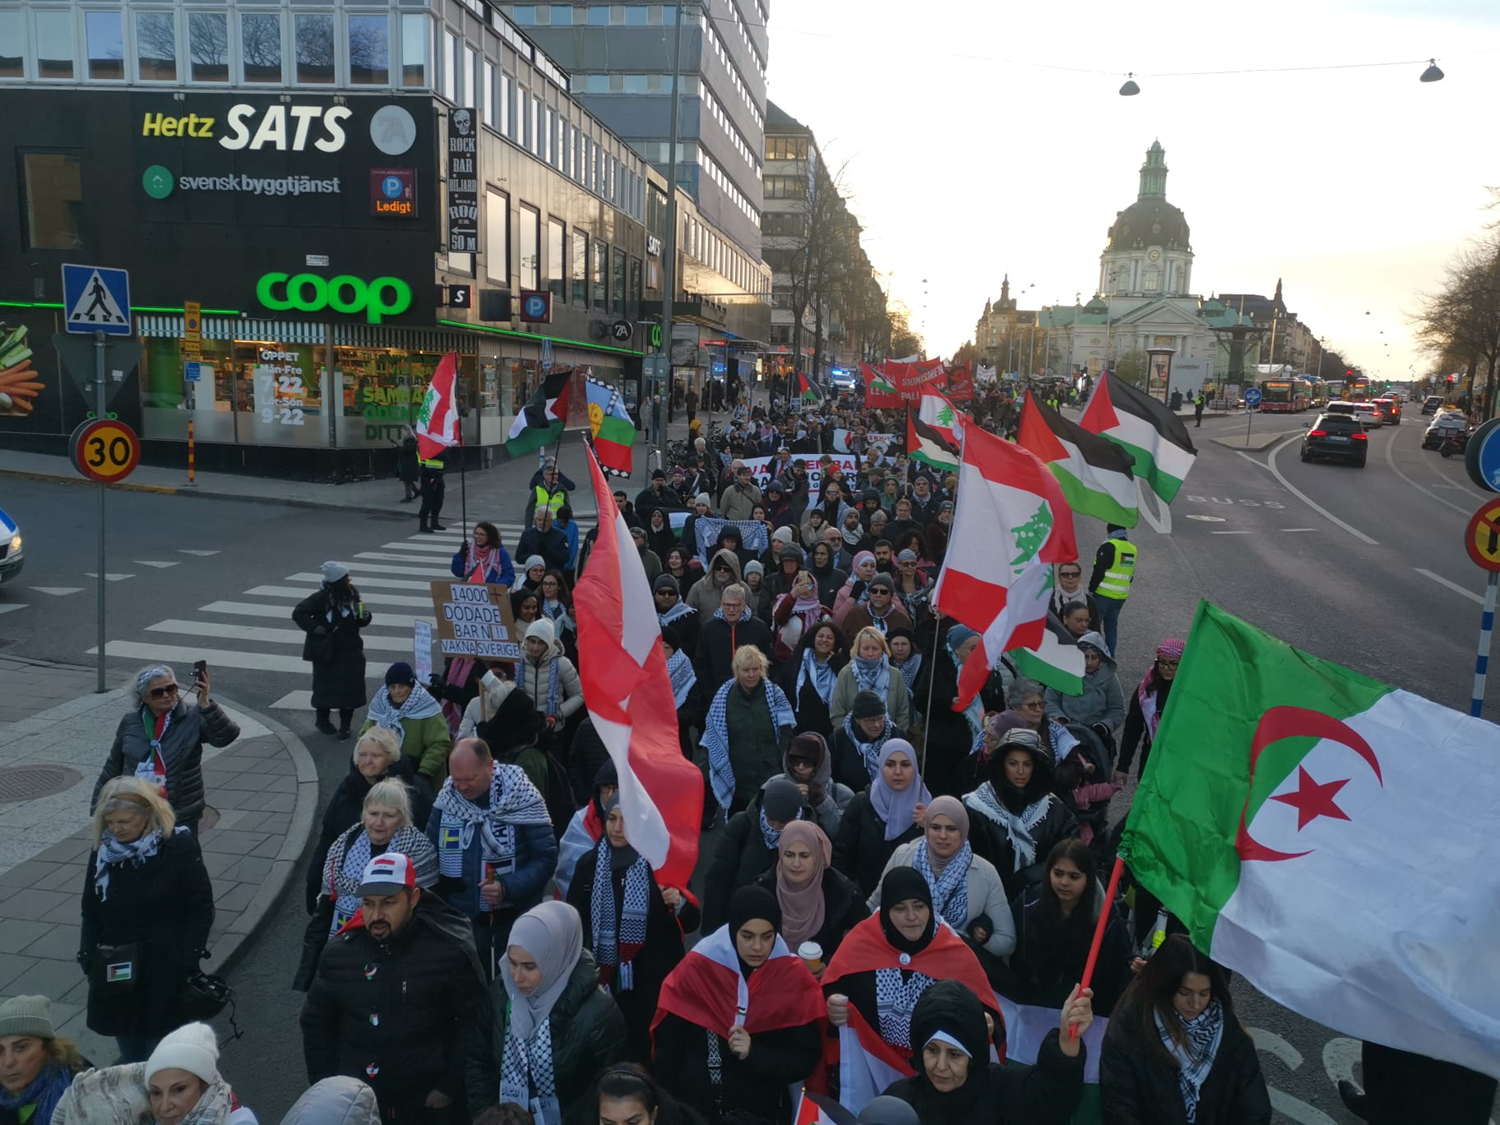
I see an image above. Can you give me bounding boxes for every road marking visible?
[1414,567,1486,605]
[88,639,308,673]
[30,587,84,596]
[287,572,436,592]
[1233,450,1274,472]
[1186,514,1226,522]
[1266,437,1380,546]
[1211,530,1254,535]
[146,619,420,651]
[1382,429,1473,515]
[269,690,313,711]
[1321,1037,1361,1085]
[244,584,434,607]
[0,603,26,615]
[84,572,136,581]
[333,560,454,578]
[200,600,433,629]
[134,560,181,569]
[178,549,220,556]
[354,551,464,564]
[1268,1089,1341,1125]
[1249,1027,1304,1071]
[378,541,463,553]
[1282,528,1318,532]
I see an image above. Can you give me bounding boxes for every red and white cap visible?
[358,852,418,896]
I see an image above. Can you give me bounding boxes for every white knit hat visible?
[146,1021,219,1086]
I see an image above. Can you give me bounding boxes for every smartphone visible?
[193,660,207,688]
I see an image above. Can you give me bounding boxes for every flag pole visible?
[1073,854,1127,1040]
[921,610,942,776]
[460,396,468,538]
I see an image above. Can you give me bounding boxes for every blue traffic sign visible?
[184,361,203,383]
[1466,417,1500,494]
[524,294,547,319]
[62,264,133,336]
[1243,387,1262,407]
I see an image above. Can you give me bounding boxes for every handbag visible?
[177,970,232,1022]
[91,943,141,995]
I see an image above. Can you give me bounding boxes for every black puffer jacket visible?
[95,698,240,823]
[701,789,816,933]
[466,949,629,1124]
[300,893,489,1116]
[80,830,214,1039]
[831,790,923,898]
[307,755,435,912]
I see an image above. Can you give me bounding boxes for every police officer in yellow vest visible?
[525,466,568,526]
[1088,524,1136,656]
[418,448,447,533]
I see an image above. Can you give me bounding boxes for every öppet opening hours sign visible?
[429,581,520,659]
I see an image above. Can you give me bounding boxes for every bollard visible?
[187,417,196,486]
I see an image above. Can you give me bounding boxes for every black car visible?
[1421,395,1445,415]
[1301,413,1368,467]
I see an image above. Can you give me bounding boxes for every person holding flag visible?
[450,521,514,586]
[413,353,462,534]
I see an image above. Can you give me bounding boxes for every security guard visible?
[1194,391,1206,427]
[418,448,447,533]
[1088,524,1136,656]
[525,466,567,527]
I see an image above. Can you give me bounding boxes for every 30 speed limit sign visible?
[70,418,141,483]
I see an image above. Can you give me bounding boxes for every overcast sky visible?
[763,0,1500,381]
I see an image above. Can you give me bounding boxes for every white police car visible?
[0,508,23,585]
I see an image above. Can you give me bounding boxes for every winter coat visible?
[424,786,558,921]
[759,772,853,840]
[875,840,1016,960]
[685,549,743,618]
[305,755,435,912]
[301,895,490,1117]
[279,1077,381,1125]
[80,831,214,1039]
[831,790,924,898]
[829,663,912,733]
[357,713,452,785]
[965,788,1079,901]
[921,650,1009,799]
[567,717,611,807]
[1045,631,1125,731]
[293,588,373,712]
[652,1012,820,1125]
[701,789,814,933]
[883,1030,1084,1125]
[52,1063,254,1125]
[1100,995,1272,1125]
[719,479,763,521]
[516,637,585,721]
[1008,888,1131,1016]
[753,862,869,962]
[466,949,629,1121]
[693,615,776,696]
[1118,674,1173,780]
[775,651,844,740]
[835,601,915,641]
[96,698,240,825]
[451,546,515,587]
[516,525,571,572]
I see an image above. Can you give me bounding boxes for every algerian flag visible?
[1123,601,1500,1080]
[1018,391,1137,528]
[1079,372,1195,504]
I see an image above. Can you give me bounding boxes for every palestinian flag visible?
[798,371,822,403]
[1123,602,1500,1081]
[1013,628,1086,697]
[506,369,572,456]
[1018,391,1138,528]
[1079,372,1196,504]
[585,376,635,477]
[860,362,902,408]
[907,409,959,471]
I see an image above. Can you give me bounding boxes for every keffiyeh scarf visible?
[702,679,796,812]
[432,765,551,898]
[94,826,185,901]
[658,600,695,627]
[947,643,986,739]
[323,824,436,933]
[852,655,892,702]
[500,1015,558,1125]
[591,837,651,990]
[893,653,922,695]
[911,841,972,929]
[794,648,836,711]
[875,967,937,1049]
[1155,999,1225,1123]
[759,805,801,849]
[843,713,898,781]
[366,682,443,747]
[665,650,697,710]
[964,784,1055,872]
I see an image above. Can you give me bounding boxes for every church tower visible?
[1098,141,1195,301]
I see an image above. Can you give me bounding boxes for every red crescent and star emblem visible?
[1236,706,1383,863]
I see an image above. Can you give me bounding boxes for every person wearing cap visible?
[525,465,572,529]
[718,461,763,522]
[885,627,925,717]
[512,555,547,595]
[686,544,742,618]
[300,851,489,1121]
[831,627,911,734]
[80,778,214,1063]
[831,689,900,793]
[702,773,811,933]
[962,728,1078,900]
[1087,525,1137,657]
[95,662,240,839]
[636,469,684,523]
[359,663,451,786]
[527,458,578,494]
[763,478,794,529]
[294,563,375,740]
[417,445,448,534]
[516,509,570,574]
[907,475,941,525]
[1115,637,1184,785]
[882,978,1089,1124]
[838,509,873,558]
[653,574,700,656]
[837,573,914,641]
[679,493,715,555]
[0,996,85,1125]
[923,500,954,565]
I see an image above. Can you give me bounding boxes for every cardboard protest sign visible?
[430,581,521,659]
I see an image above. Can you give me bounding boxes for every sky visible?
[762,0,1500,382]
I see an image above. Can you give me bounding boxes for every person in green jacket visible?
[360,662,452,786]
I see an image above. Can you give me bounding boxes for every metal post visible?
[94,330,107,693]
[1246,395,1253,444]
[657,0,688,470]
[187,418,196,486]
[1472,571,1498,718]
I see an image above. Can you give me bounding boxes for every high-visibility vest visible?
[533,485,565,518]
[419,457,444,470]
[1094,538,1137,601]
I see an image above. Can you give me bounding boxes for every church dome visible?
[1106,141,1191,251]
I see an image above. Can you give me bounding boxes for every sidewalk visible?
[0,654,315,1065]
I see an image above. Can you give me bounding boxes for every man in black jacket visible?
[694,583,774,694]
[515,508,570,571]
[301,853,489,1122]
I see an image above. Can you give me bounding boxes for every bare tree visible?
[1410,232,1500,417]
[889,307,922,359]
[295,14,336,70]
[135,12,176,68]
[241,14,282,71]
[188,12,227,66]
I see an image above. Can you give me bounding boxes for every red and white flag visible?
[415,352,461,460]
[573,440,702,889]
[932,424,1077,709]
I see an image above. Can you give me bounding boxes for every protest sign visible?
[429,581,521,659]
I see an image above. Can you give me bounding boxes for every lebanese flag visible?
[821,914,1001,1113]
[415,352,462,460]
[931,424,1077,710]
[1123,601,1500,1081]
[859,362,902,408]
[573,442,702,890]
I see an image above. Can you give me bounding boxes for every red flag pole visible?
[1073,854,1127,1040]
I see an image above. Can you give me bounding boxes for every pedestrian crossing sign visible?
[62,263,133,336]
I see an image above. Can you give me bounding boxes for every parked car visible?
[1421,395,1445,415]
[0,508,23,586]
[1301,413,1369,467]
[1422,413,1469,450]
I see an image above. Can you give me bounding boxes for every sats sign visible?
[141,104,354,152]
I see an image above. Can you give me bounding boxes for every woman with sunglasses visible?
[1115,639,1184,786]
[94,664,240,838]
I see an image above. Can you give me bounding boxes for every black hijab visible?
[987,730,1052,815]
[878,866,936,956]
[728,885,783,978]
[903,980,992,1117]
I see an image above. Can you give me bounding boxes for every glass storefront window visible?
[188,12,228,81]
[571,230,588,307]
[241,13,282,83]
[349,15,389,84]
[35,10,74,79]
[22,152,81,250]
[295,14,336,83]
[135,12,176,81]
[593,240,607,308]
[85,11,123,79]
[485,188,508,284]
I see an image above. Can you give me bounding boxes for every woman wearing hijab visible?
[831,627,911,732]
[702,778,809,933]
[883,979,1091,1125]
[568,795,700,1062]
[832,740,929,898]
[770,567,831,664]
[451,521,516,586]
[872,796,1015,982]
[646,508,678,563]
[923,624,1010,799]
[964,728,1078,899]
[651,887,824,1125]
[776,621,845,740]
[1100,936,1270,1125]
[294,563,374,739]
[0,996,85,1125]
[1116,638,1184,785]
[831,691,902,794]
[763,731,853,838]
[807,540,848,608]
[832,552,879,621]
[754,821,867,971]
[358,662,451,786]
[471,901,627,1125]
[961,711,1030,793]
[821,868,998,1114]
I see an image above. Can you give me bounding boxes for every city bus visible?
[1258,379,1311,412]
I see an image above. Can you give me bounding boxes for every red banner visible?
[887,358,947,402]
[946,362,974,401]
[859,362,904,408]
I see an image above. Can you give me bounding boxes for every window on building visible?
[348,15,388,84]
[572,229,589,306]
[587,5,608,25]
[398,13,425,87]
[22,151,81,249]
[550,4,574,24]
[465,46,477,105]
[485,188,509,283]
[83,11,123,79]
[529,95,539,155]
[547,217,565,302]
[34,10,74,79]
[243,12,282,82]
[439,26,455,99]
[519,204,540,290]
[500,73,513,136]
[612,247,626,314]
[135,12,176,81]
[625,5,648,25]
[511,4,537,21]
[184,12,228,81]
[593,240,607,308]
[295,14,335,83]
[482,60,494,126]
[542,106,553,163]
[0,11,23,77]
[629,256,642,315]
[622,73,646,94]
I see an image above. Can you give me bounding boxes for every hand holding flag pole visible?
[1072,854,1127,1040]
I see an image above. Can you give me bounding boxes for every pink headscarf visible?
[775,820,832,948]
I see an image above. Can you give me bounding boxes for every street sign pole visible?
[94,330,107,693]
[1473,572,1497,718]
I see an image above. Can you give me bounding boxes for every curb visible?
[0,468,178,496]
[201,694,319,980]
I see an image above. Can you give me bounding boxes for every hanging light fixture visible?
[1119,72,1141,96]
[1420,58,1444,82]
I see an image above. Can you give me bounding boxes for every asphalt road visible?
[1,413,1495,1122]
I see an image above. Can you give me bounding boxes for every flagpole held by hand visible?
[921,610,941,777]
[1073,854,1126,1040]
